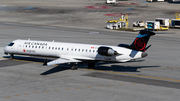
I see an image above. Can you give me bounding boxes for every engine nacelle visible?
[98,46,118,56]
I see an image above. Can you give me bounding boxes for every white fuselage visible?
[4,39,144,63]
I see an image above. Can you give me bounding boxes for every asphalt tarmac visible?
[0,23,180,101]
[0,0,180,101]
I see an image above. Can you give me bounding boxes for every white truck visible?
[106,20,126,29]
[155,18,169,26]
[106,0,116,4]
[147,0,167,2]
[145,21,160,30]
[133,21,145,27]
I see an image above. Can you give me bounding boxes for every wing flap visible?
[45,58,80,66]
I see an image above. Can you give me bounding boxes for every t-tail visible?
[118,30,155,51]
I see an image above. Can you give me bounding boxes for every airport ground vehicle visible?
[106,0,116,4]
[146,20,169,31]
[106,15,128,29]
[169,13,180,28]
[147,0,167,2]
[133,21,145,27]
[155,18,169,30]
[146,21,160,30]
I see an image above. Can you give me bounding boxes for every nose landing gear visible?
[10,54,14,60]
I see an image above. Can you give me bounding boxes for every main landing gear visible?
[71,63,95,70]
[88,63,95,68]
[71,64,78,70]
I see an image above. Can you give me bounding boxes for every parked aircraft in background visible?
[4,30,155,70]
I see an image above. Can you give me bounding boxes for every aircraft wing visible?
[44,57,81,66]
[43,55,95,66]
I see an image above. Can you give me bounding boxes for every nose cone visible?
[141,52,148,58]
[4,46,7,52]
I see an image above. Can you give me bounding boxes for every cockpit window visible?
[8,42,14,46]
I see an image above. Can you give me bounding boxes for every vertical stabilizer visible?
[129,30,155,51]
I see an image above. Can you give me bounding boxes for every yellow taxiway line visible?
[1,57,180,83]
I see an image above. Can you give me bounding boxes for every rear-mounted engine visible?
[98,46,118,56]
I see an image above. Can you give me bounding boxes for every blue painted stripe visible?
[137,34,149,38]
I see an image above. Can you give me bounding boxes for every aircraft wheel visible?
[71,65,78,70]
[88,63,95,68]
[10,54,14,60]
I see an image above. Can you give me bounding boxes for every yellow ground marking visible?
[15,95,20,96]
[108,85,114,86]
[131,83,136,85]
[24,93,29,95]
[154,82,160,84]
[4,96,11,98]
[64,88,70,90]
[141,83,148,84]
[0,27,21,30]
[75,87,81,89]
[54,90,60,91]
[34,92,39,93]
[97,85,103,87]
[0,57,41,64]
[43,91,50,92]
[86,86,92,88]
[119,84,125,85]
[1,57,180,83]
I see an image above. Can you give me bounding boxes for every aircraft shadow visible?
[3,56,160,74]
[89,65,160,72]
[40,65,70,75]
[168,1,180,4]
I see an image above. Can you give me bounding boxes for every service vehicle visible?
[106,0,116,4]
[146,21,160,30]
[147,0,167,2]
[133,21,145,27]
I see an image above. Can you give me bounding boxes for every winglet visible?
[43,59,48,66]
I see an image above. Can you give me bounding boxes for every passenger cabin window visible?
[8,42,14,46]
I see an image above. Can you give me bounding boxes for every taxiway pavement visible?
[0,23,180,101]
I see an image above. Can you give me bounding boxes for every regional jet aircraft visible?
[4,30,155,70]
